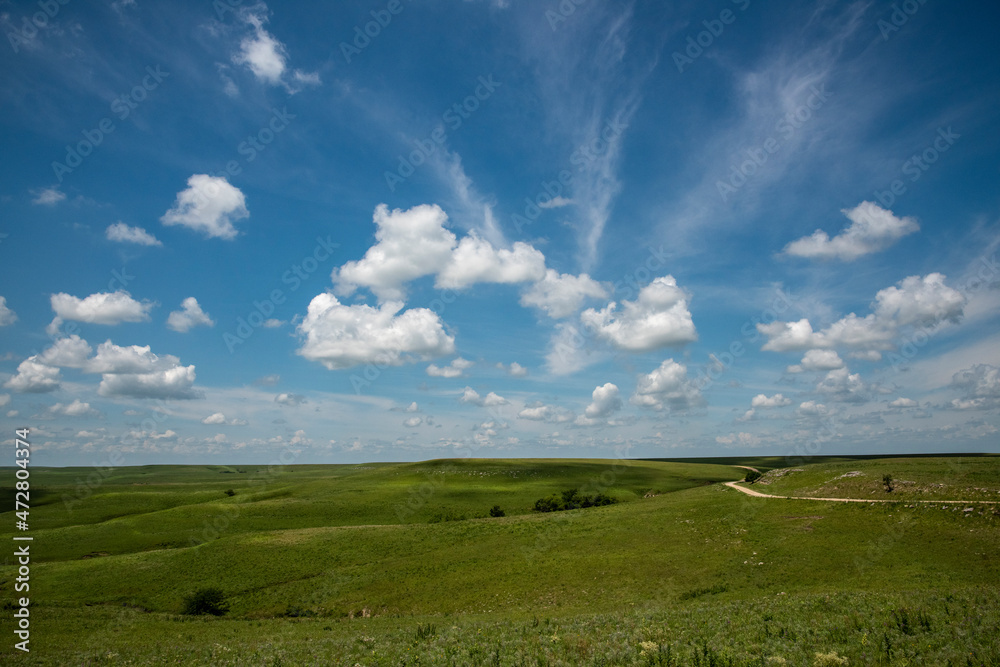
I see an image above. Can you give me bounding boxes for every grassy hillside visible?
[2,456,999,664]
[744,455,1000,502]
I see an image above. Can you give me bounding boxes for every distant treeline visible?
[533,488,617,513]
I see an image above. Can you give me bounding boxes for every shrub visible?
[883,474,894,493]
[744,470,762,484]
[532,489,617,512]
[224,489,236,497]
[489,505,505,517]
[181,587,229,616]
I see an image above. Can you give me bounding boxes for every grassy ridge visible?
[745,455,1000,501]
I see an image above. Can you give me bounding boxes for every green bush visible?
[744,470,762,484]
[181,587,229,616]
[489,505,505,517]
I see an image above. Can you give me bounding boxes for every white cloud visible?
[275,393,307,406]
[760,274,966,352]
[231,8,320,91]
[4,359,61,393]
[403,417,423,428]
[426,357,474,378]
[520,269,608,319]
[404,401,418,412]
[86,340,178,374]
[797,401,829,417]
[0,297,16,326]
[335,203,548,301]
[436,235,546,290]
[782,201,919,261]
[506,362,528,377]
[0,394,8,407]
[518,403,573,422]
[336,204,457,302]
[631,359,703,411]
[38,335,92,368]
[581,276,697,352]
[161,174,249,240]
[458,387,508,407]
[538,196,573,209]
[32,186,65,206]
[296,293,455,370]
[889,397,918,408]
[98,364,199,400]
[816,367,872,403]
[584,382,622,418]
[787,349,845,373]
[233,10,288,84]
[202,412,246,425]
[950,364,1000,410]
[167,297,215,333]
[106,222,162,247]
[51,291,154,325]
[751,393,792,408]
[48,399,97,417]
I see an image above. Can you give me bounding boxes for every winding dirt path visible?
[723,479,999,505]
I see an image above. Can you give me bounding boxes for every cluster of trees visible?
[532,488,617,513]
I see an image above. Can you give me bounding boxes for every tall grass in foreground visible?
[12,588,1000,665]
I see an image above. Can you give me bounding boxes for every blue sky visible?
[1,0,998,466]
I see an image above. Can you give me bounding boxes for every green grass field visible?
[2,455,999,665]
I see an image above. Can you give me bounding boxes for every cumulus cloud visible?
[51,291,154,325]
[86,340,178,374]
[167,297,215,333]
[520,269,608,319]
[404,401,418,412]
[4,359,61,393]
[760,274,966,352]
[889,397,918,408]
[436,235,546,290]
[336,204,457,301]
[797,401,829,417]
[506,362,528,377]
[518,403,573,422]
[232,7,319,90]
[426,357,474,378]
[782,201,919,261]
[37,335,92,368]
[106,222,162,247]
[751,393,792,408]
[0,297,18,326]
[275,393,307,406]
[48,399,97,417]
[584,383,622,418]
[202,412,247,425]
[161,174,249,240]
[335,204,549,302]
[631,359,703,411]
[296,293,455,370]
[403,416,423,428]
[581,276,697,352]
[459,387,507,407]
[0,394,9,407]
[787,349,845,373]
[950,364,1000,410]
[32,186,65,206]
[545,323,598,376]
[816,367,872,403]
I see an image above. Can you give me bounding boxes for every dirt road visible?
[723,479,999,505]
